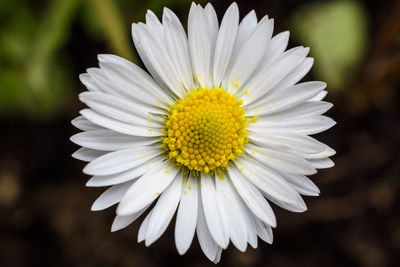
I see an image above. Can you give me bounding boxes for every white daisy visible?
[71,2,335,263]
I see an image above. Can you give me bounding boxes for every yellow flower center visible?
[163,87,254,173]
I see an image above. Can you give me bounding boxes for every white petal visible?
[111,205,149,232]
[72,147,107,162]
[245,143,316,175]
[246,81,326,115]
[132,23,187,99]
[85,68,121,95]
[200,173,229,249]
[303,145,336,159]
[175,174,198,255]
[79,73,97,92]
[138,210,152,242]
[308,158,335,169]
[79,91,164,126]
[262,31,289,65]
[242,47,309,105]
[213,248,223,264]
[232,10,257,59]
[254,216,273,244]
[270,57,314,92]
[188,3,213,88]
[86,155,164,187]
[162,8,195,90]
[80,109,164,137]
[310,90,328,101]
[97,54,172,109]
[262,190,307,213]
[83,145,162,175]
[196,187,219,261]
[215,174,248,252]
[279,172,320,196]
[117,161,180,216]
[227,164,276,227]
[255,168,308,212]
[145,175,183,246]
[204,4,219,77]
[204,3,219,45]
[235,155,307,206]
[225,16,274,93]
[246,131,289,152]
[91,181,134,211]
[243,207,258,248]
[212,3,239,86]
[248,115,336,135]
[71,129,159,151]
[248,131,328,156]
[132,24,169,92]
[256,101,333,121]
[145,10,163,34]
[71,116,102,131]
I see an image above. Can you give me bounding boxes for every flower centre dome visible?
[163,87,252,173]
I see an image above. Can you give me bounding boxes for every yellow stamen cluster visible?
[163,87,253,173]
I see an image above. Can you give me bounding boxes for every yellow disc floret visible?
[163,87,254,173]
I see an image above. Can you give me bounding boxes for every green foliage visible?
[291,0,368,91]
[26,0,81,118]
[0,0,80,119]
[0,1,37,115]
[87,0,135,61]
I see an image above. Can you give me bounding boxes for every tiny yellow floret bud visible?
[162,87,255,173]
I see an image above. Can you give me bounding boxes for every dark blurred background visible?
[1,0,399,266]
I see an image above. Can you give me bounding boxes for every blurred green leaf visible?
[0,6,37,63]
[88,0,135,62]
[80,1,104,39]
[25,0,80,118]
[0,0,80,119]
[291,0,368,90]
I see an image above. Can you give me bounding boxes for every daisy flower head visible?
[71,2,335,263]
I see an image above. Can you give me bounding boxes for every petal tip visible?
[91,202,101,211]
